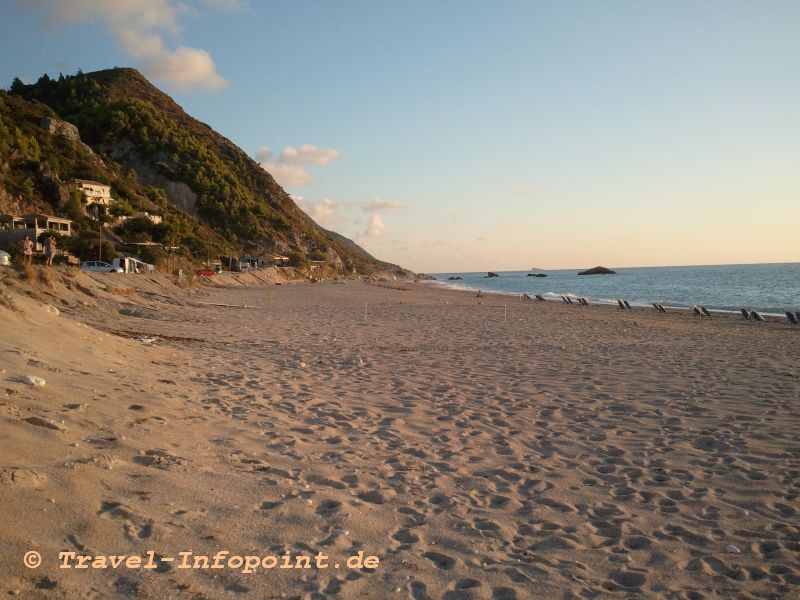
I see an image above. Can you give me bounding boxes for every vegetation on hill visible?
[1,68,406,274]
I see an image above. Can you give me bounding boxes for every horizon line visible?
[427,260,800,274]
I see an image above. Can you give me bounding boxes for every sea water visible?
[430,263,800,315]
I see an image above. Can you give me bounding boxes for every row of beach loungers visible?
[519,292,799,325]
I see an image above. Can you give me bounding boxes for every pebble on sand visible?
[14,375,46,387]
[726,544,741,554]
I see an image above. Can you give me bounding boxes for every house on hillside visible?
[239,256,259,270]
[266,254,290,267]
[75,179,113,219]
[111,211,163,227]
[0,213,73,252]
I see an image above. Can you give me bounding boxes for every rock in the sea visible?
[486,272,499,278]
[448,276,463,280]
[578,266,616,275]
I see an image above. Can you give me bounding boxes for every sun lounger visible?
[658,304,667,313]
[522,293,533,301]
[566,296,574,305]
[700,306,712,317]
[741,308,750,320]
[535,294,545,302]
[579,297,589,306]
[786,311,799,324]
[692,306,703,317]
[796,312,800,324]
[623,300,632,310]
[750,310,766,322]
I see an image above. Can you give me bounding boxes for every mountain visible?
[0,68,407,275]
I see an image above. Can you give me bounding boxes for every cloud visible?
[256,144,339,188]
[363,197,406,212]
[27,0,227,91]
[294,196,337,227]
[362,214,385,239]
[279,145,339,166]
[262,162,314,187]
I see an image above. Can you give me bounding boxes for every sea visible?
[429,263,800,316]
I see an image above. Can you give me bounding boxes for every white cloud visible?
[254,147,273,162]
[294,196,337,227]
[363,197,405,211]
[256,144,339,188]
[279,145,339,166]
[361,214,385,239]
[27,0,228,91]
[264,163,314,187]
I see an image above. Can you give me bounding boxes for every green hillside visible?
[1,68,406,274]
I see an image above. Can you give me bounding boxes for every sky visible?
[0,0,798,273]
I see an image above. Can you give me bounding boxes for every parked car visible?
[80,261,123,273]
[0,250,10,267]
[197,269,216,277]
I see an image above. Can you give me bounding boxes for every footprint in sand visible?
[315,499,342,517]
[423,551,456,570]
[608,569,648,590]
[133,449,187,470]
[97,501,154,541]
[392,529,420,545]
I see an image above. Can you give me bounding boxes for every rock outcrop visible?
[578,266,616,275]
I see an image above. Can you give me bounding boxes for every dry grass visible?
[37,267,55,288]
[18,264,36,283]
[176,275,203,288]
[104,286,136,297]
[0,287,17,311]
[63,266,80,278]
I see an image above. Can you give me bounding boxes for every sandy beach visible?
[1,268,799,599]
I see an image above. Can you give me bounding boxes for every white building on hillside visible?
[75,179,113,219]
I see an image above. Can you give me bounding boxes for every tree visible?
[67,189,86,222]
[66,231,116,262]
[10,78,24,94]
[20,177,35,201]
[287,250,309,269]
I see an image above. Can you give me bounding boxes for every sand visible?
[1,267,799,599]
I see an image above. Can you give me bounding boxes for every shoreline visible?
[420,278,797,322]
[426,263,800,317]
[1,268,799,598]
